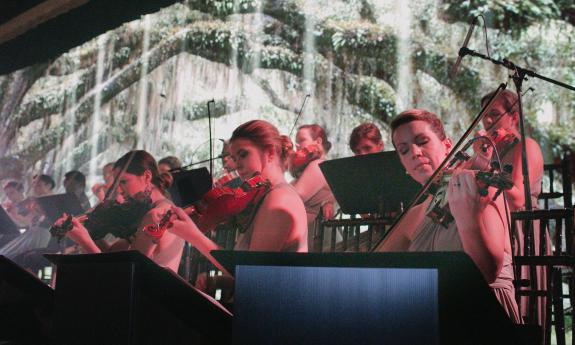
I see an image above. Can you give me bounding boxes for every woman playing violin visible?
[290,124,337,251]
[349,122,384,156]
[54,150,184,272]
[169,120,308,263]
[474,90,544,212]
[378,109,520,323]
[477,90,545,327]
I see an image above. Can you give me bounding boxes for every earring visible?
[144,182,153,195]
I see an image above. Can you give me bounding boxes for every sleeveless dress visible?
[408,216,522,324]
[146,199,184,272]
[234,183,307,252]
[505,143,548,327]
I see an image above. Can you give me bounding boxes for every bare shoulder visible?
[524,137,543,156]
[263,184,305,211]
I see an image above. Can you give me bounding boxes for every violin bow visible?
[207,99,215,182]
[371,83,508,252]
[289,94,311,137]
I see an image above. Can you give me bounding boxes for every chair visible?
[539,151,572,210]
[316,214,392,252]
[511,208,574,345]
[511,152,574,344]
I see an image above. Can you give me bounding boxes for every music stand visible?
[168,167,212,207]
[0,206,20,235]
[35,193,85,224]
[319,151,420,214]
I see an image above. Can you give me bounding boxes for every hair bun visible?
[279,135,294,162]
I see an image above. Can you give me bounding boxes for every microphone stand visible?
[461,47,575,215]
[462,48,575,322]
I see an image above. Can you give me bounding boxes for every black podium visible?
[0,255,54,344]
[213,251,522,345]
[45,251,232,345]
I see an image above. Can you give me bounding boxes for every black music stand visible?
[212,250,522,345]
[0,206,20,235]
[35,193,85,224]
[319,151,420,214]
[0,206,21,247]
[168,167,212,207]
[0,255,54,343]
[45,251,232,345]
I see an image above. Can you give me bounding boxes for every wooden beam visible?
[0,0,88,45]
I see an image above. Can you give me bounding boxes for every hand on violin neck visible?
[447,170,486,221]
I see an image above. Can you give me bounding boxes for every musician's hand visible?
[169,206,206,241]
[54,213,70,228]
[447,170,487,224]
[171,205,193,222]
[321,202,335,220]
[64,216,91,244]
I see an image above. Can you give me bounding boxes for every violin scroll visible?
[288,144,322,178]
[142,210,174,243]
[427,162,513,228]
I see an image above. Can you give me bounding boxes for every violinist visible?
[158,156,182,175]
[0,175,55,261]
[474,90,544,212]
[290,124,337,251]
[63,170,91,211]
[377,109,521,323]
[220,140,237,174]
[213,140,241,189]
[349,123,387,221]
[349,122,384,156]
[476,90,546,327]
[92,163,116,203]
[53,150,185,272]
[168,119,308,268]
[2,181,30,227]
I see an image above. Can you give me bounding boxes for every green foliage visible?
[257,46,303,75]
[442,0,562,32]
[348,77,396,121]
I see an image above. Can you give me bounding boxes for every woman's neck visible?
[261,164,286,186]
[150,187,166,203]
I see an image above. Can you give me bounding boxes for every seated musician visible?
[168,120,308,272]
[2,181,30,227]
[54,150,184,272]
[476,90,546,326]
[290,124,337,251]
[349,122,384,156]
[91,163,117,203]
[0,175,56,261]
[377,109,521,323]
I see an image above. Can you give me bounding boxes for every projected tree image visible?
[0,0,573,186]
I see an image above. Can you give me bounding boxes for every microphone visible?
[450,17,477,77]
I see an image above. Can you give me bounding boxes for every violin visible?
[426,156,514,228]
[142,209,174,243]
[190,173,272,233]
[49,190,155,242]
[478,127,518,157]
[214,170,242,188]
[288,144,322,178]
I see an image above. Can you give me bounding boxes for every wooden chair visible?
[511,208,574,345]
